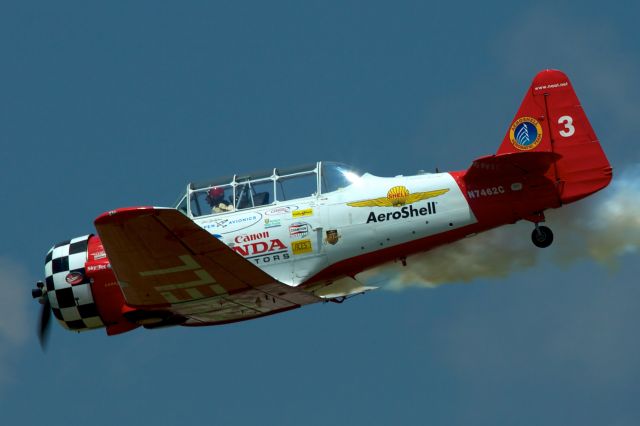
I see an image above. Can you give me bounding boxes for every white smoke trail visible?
[0,257,30,386]
[549,166,640,267]
[359,166,640,290]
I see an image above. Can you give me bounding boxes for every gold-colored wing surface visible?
[405,189,450,204]
[347,197,393,207]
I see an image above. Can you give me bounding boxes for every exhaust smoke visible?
[0,257,30,387]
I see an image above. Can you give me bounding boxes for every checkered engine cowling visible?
[44,235,105,332]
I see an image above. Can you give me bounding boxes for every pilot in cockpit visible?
[206,187,234,213]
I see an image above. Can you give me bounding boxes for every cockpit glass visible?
[176,195,188,215]
[320,162,362,193]
[235,178,274,210]
[276,172,317,201]
[179,162,362,218]
[190,185,234,217]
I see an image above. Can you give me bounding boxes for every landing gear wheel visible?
[531,225,553,248]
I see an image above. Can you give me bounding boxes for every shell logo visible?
[387,186,410,206]
[347,186,450,208]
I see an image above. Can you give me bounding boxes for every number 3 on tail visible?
[558,115,575,137]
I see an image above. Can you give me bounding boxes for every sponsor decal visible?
[347,186,449,208]
[86,264,109,273]
[234,231,271,243]
[264,218,281,228]
[232,231,290,265]
[202,212,262,234]
[292,239,313,255]
[264,206,295,216]
[366,202,438,223]
[65,271,84,285]
[509,117,543,151]
[292,208,313,218]
[93,250,107,260]
[289,222,311,238]
[325,229,340,245]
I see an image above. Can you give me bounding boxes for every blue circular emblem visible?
[514,122,537,146]
[509,117,543,150]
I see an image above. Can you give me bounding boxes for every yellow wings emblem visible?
[347,186,449,207]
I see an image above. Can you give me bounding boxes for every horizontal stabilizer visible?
[465,151,560,181]
[312,276,378,299]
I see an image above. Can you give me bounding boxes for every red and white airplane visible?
[32,70,612,344]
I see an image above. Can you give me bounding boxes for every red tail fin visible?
[498,69,612,203]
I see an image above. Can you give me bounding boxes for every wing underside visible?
[94,207,320,326]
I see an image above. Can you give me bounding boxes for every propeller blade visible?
[38,296,52,349]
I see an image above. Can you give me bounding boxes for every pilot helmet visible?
[207,187,224,204]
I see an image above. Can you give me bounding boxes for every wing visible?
[94,207,320,325]
[405,189,450,204]
[347,197,392,207]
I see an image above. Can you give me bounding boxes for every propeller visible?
[32,281,51,349]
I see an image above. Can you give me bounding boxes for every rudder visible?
[497,69,612,203]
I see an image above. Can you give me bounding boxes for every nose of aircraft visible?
[34,235,109,348]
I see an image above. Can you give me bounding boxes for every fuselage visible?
[193,170,479,291]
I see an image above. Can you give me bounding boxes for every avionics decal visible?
[202,212,262,234]
[347,186,449,207]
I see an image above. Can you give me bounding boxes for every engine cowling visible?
[44,234,138,335]
[45,235,105,331]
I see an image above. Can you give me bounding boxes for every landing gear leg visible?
[531,224,553,248]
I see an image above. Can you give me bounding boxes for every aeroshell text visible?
[366,203,437,223]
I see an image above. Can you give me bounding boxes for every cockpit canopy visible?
[174,161,362,218]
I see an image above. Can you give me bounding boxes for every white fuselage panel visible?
[193,172,476,286]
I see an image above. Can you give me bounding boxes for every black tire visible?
[531,225,553,248]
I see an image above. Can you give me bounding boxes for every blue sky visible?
[1,2,640,425]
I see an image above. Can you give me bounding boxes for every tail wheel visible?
[531,225,553,248]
